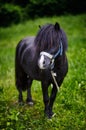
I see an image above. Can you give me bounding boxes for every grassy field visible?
[0,14,86,130]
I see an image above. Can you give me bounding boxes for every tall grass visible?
[0,14,86,130]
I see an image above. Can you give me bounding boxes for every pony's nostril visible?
[43,61,45,65]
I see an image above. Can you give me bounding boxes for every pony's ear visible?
[54,22,60,31]
[39,25,41,29]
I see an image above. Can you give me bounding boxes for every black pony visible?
[15,22,68,118]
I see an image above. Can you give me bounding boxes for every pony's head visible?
[34,22,67,70]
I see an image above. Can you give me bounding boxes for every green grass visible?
[0,14,86,130]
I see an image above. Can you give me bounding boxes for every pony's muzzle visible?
[38,55,46,69]
[38,54,53,70]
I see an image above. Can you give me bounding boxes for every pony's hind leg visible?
[26,77,33,106]
[15,64,27,104]
[17,85,23,104]
[16,77,24,104]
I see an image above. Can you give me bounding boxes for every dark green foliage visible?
[13,0,30,7]
[0,0,86,27]
[0,4,23,27]
[67,0,86,14]
[25,0,86,18]
[25,0,64,18]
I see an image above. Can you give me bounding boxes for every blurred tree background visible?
[0,0,86,27]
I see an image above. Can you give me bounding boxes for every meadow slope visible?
[0,14,86,130]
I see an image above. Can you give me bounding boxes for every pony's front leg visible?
[41,82,50,117]
[48,84,57,118]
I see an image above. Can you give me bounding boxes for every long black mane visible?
[34,23,68,53]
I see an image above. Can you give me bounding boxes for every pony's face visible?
[37,22,66,70]
[38,54,52,69]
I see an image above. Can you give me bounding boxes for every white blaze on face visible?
[38,55,45,69]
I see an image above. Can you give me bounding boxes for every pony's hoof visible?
[48,113,54,119]
[45,110,55,119]
[48,113,56,119]
[27,101,34,106]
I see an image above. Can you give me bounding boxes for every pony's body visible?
[16,37,52,81]
[15,23,68,118]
